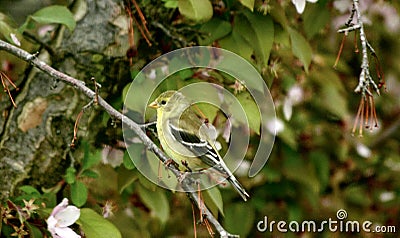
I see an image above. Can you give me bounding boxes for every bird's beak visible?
[148,101,158,109]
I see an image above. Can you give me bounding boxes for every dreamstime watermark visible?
[257,209,397,234]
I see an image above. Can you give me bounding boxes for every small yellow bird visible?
[149,90,249,201]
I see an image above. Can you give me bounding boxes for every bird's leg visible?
[181,160,192,172]
[164,158,178,167]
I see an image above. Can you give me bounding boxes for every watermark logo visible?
[122,46,276,192]
[257,209,396,234]
[336,209,347,220]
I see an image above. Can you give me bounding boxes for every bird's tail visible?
[228,176,250,201]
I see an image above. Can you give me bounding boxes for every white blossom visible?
[47,198,81,238]
[147,69,156,80]
[283,84,304,121]
[267,118,284,134]
[292,0,318,14]
[379,191,395,202]
[356,143,371,158]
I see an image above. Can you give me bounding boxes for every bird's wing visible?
[166,111,250,201]
[168,120,228,174]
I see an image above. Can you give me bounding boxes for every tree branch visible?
[336,0,383,136]
[0,39,238,238]
[337,0,380,96]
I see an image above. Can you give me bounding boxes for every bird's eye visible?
[160,100,167,105]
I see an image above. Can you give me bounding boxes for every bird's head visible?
[148,90,187,110]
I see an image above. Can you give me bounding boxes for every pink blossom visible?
[46,198,81,238]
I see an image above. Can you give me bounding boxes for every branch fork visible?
[335,0,385,136]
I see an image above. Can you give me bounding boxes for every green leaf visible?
[321,84,348,118]
[236,91,261,134]
[178,0,213,22]
[137,185,170,224]
[282,146,320,196]
[65,167,77,184]
[137,169,158,190]
[235,11,274,64]
[123,148,136,170]
[125,143,145,167]
[82,142,102,170]
[309,151,330,192]
[238,0,255,11]
[199,18,232,45]
[287,202,302,221]
[303,4,330,39]
[274,24,290,48]
[344,186,372,207]
[41,192,57,208]
[30,5,76,31]
[277,122,298,149]
[311,68,348,118]
[26,222,42,238]
[122,82,131,105]
[18,185,40,195]
[194,102,220,125]
[117,166,138,193]
[0,13,21,45]
[178,68,194,80]
[122,155,136,171]
[162,0,178,8]
[203,186,224,216]
[269,1,288,27]
[219,30,253,62]
[124,75,158,114]
[224,203,255,237]
[1,223,14,237]
[288,27,312,73]
[81,169,99,179]
[77,208,122,238]
[71,181,88,207]
[144,150,179,191]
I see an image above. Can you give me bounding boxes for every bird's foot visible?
[164,158,178,167]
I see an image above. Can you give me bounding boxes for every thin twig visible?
[71,100,95,148]
[125,0,152,46]
[91,77,100,105]
[131,14,152,46]
[151,21,188,47]
[0,39,238,238]
[191,203,197,238]
[204,218,216,237]
[0,71,19,108]
[333,34,347,69]
[131,0,151,38]
[124,3,136,66]
[338,0,380,96]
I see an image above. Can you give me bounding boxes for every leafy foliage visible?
[178,0,213,22]
[77,208,122,238]
[23,5,76,32]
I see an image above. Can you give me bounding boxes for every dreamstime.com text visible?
[257,209,396,234]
